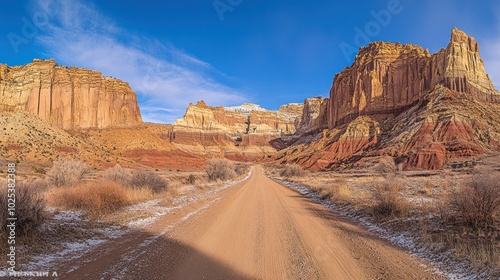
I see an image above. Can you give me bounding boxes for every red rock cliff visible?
[328,27,500,129]
[0,59,142,130]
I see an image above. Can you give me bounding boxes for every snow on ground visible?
[274,178,482,280]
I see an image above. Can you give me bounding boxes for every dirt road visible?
[60,166,444,279]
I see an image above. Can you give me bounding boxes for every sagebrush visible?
[48,159,89,187]
[279,164,308,178]
[206,159,237,181]
[130,171,169,193]
[450,173,499,229]
[49,180,129,216]
[0,182,46,239]
[104,164,131,186]
[372,181,409,219]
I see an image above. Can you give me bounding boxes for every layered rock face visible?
[297,97,328,135]
[174,101,302,136]
[172,101,303,156]
[278,28,500,170]
[0,59,142,130]
[328,27,500,128]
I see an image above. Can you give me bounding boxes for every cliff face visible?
[278,28,500,171]
[297,97,328,135]
[174,101,303,135]
[328,27,500,129]
[172,101,303,157]
[0,59,142,130]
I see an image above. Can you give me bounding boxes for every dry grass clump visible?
[48,159,89,187]
[416,173,500,273]
[48,180,129,217]
[235,163,250,176]
[0,182,47,240]
[371,181,409,219]
[103,164,131,186]
[449,173,499,230]
[373,159,397,175]
[130,171,169,193]
[279,164,308,178]
[206,159,237,182]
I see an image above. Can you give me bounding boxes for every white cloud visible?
[31,0,247,123]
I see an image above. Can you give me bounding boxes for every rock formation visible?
[278,28,500,170]
[328,27,500,128]
[172,101,303,157]
[297,96,328,135]
[0,59,142,130]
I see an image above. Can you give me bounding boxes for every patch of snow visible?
[225,103,268,114]
[52,211,83,222]
[25,239,106,272]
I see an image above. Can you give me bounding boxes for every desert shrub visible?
[206,159,237,182]
[450,173,500,229]
[48,159,89,187]
[49,180,129,216]
[279,164,308,178]
[32,166,46,174]
[372,181,409,218]
[130,171,169,193]
[0,182,47,239]
[187,174,196,185]
[104,164,131,186]
[125,186,154,204]
[374,159,397,175]
[235,164,249,176]
[330,184,354,205]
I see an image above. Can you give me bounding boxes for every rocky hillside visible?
[277,28,500,170]
[0,59,142,130]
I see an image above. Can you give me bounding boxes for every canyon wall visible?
[0,59,142,130]
[278,28,500,170]
[297,96,328,135]
[173,101,302,136]
[328,27,500,129]
[172,101,303,155]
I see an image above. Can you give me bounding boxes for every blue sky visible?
[1,0,499,123]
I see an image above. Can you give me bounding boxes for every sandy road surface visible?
[60,166,444,279]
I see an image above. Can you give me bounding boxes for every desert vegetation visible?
[279,164,309,178]
[0,181,47,242]
[206,158,248,182]
[48,158,89,187]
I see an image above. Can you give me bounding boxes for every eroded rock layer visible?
[328,27,500,128]
[278,28,500,170]
[172,101,303,157]
[0,59,142,130]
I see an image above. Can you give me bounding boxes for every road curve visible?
[61,166,444,279]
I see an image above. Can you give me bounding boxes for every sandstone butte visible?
[276,27,500,171]
[0,58,142,130]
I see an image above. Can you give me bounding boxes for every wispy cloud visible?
[31,0,247,123]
